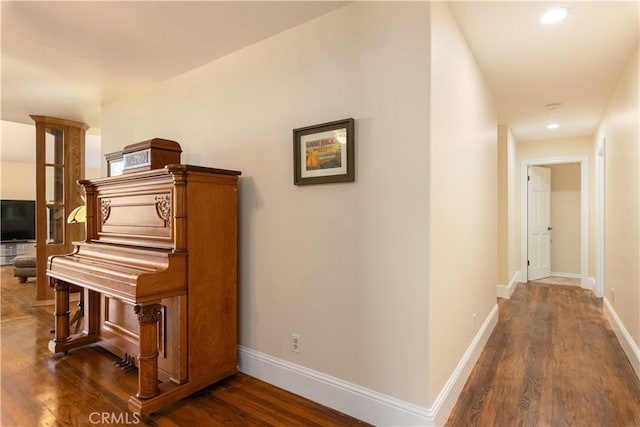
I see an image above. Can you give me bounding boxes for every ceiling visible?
[450,1,639,142]
[1,1,638,163]
[1,1,347,131]
[0,1,346,164]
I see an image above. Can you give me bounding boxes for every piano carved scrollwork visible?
[100,199,111,224]
[134,303,163,399]
[134,304,163,324]
[154,195,171,227]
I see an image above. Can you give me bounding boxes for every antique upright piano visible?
[47,142,240,415]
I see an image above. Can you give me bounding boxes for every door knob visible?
[548,226,553,230]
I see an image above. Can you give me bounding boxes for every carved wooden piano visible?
[47,163,240,415]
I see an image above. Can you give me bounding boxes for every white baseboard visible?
[238,345,432,426]
[518,270,527,284]
[603,297,640,380]
[548,272,592,290]
[497,271,520,299]
[583,276,596,291]
[238,304,499,427]
[430,303,499,426]
[550,271,581,279]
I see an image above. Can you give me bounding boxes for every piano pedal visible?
[121,365,136,373]
[113,353,136,370]
[113,361,126,368]
[113,354,132,369]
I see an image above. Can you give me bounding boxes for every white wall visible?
[596,46,639,369]
[498,127,508,285]
[1,120,102,200]
[0,161,36,200]
[101,2,501,421]
[103,2,433,408]
[428,1,497,407]
[1,161,101,200]
[498,126,520,288]
[507,129,519,280]
[549,163,581,275]
[1,120,102,168]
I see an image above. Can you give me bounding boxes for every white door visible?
[528,166,552,281]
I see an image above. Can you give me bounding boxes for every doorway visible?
[520,155,590,289]
[527,165,552,281]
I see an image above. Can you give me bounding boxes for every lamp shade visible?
[67,205,86,223]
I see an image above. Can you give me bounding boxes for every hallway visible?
[446,283,640,426]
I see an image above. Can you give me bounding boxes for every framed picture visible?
[293,118,355,185]
[105,150,124,177]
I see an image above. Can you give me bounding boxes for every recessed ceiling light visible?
[547,123,560,129]
[539,8,568,25]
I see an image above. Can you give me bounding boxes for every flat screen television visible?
[1,200,36,242]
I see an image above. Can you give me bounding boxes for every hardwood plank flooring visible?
[446,282,640,427]
[0,266,368,426]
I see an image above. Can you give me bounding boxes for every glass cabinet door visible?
[32,114,88,301]
[45,128,65,244]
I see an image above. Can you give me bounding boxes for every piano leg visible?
[48,281,100,354]
[84,289,101,336]
[51,279,70,343]
[134,303,163,399]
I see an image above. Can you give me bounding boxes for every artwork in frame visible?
[105,150,124,177]
[293,118,355,185]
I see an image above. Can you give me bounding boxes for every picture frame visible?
[105,150,124,177]
[293,118,355,185]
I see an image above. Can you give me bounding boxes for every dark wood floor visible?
[0,266,367,426]
[6,267,640,427]
[446,282,640,427]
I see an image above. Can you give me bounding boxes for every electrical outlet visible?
[291,334,301,353]
[472,313,477,332]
